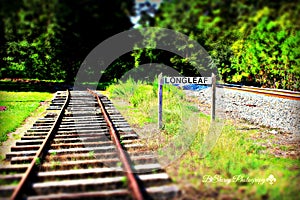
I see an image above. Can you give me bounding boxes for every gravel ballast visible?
[186,87,300,135]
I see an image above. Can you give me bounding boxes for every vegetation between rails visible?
[106,79,300,200]
[0,91,53,143]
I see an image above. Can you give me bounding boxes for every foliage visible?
[107,78,139,99]
[0,0,135,82]
[130,85,154,107]
[0,91,52,143]
[108,80,300,199]
[107,78,156,126]
[107,77,196,134]
[151,0,300,90]
[1,0,64,79]
[1,0,299,90]
[177,121,300,199]
[230,5,300,90]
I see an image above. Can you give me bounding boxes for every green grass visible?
[106,79,300,200]
[181,122,300,199]
[0,91,53,143]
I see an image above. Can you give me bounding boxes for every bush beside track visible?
[106,79,300,200]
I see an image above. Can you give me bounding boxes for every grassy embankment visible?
[0,91,53,144]
[106,78,300,200]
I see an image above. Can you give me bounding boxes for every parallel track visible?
[0,90,179,200]
[221,84,300,101]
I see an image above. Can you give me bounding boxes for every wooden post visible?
[211,73,216,121]
[158,73,163,129]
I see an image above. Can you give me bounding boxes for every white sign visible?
[164,77,212,85]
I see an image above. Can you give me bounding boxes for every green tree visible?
[231,4,300,90]
[2,0,64,80]
[0,0,135,82]
[150,0,300,90]
[56,0,135,83]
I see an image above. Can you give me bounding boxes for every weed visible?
[130,85,154,107]
[12,134,21,140]
[117,162,122,167]
[279,145,289,151]
[185,105,199,112]
[10,180,19,186]
[88,151,95,158]
[107,80,300,200]
[121,176,128,187]
[50,161,61,169]
[73,166,79,170]
[0,179,5,185]
[35,157,41,166]
[106,78,139,99]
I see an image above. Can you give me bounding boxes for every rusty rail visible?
[87,89,144,200]
[11,90,70,200]
[224,85,300,101]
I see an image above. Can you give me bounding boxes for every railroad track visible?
[0,90,179,200]
[220,84,300,101]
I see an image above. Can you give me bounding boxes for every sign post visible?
[211,73,216,121]
[158,73,163,129]
[160,75,216,126]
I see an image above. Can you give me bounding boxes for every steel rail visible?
[87,89,144,200]
[11,90,70,200]
[223,85,300,101]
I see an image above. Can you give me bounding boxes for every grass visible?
[106,78,300,200]
[0,79,69,92]
[88,151,95,158]
[121,176,128,187]
[0,91,53,144]
[177,122,300,199]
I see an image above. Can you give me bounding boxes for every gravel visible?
[185,87,300,135]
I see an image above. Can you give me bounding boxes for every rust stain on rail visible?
[11,90,70,200]
[88,89,144,200]
[225,87,300,101]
